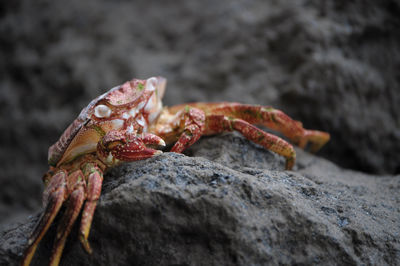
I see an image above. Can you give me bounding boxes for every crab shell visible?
[48,77,167,167]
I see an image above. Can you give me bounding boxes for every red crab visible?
[22,77,330,266]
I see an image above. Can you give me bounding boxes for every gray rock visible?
[1,135,399,266]
[1,0,400,229]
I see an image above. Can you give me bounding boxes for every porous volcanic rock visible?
[1,135,399,266]
[1,0,400,230]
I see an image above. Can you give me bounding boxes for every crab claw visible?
[142,133,166,147]
[112,140,162,161]
[97,130,163,165]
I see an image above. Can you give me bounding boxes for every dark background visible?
[1,0,399,227]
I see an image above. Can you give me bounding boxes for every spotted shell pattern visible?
[47,79,152,166]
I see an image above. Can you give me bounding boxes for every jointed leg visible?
[157,105,297,168]
[227,103,330,151]
[22,161,106,266]
[79,163,103,254]
[153,106,206,153]
[206,115,296,169]
[297,130,330,152]
[22,171,68,266]
[49,170,86,266]
[171,102,330,152]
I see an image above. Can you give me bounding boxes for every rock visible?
[1,0,400,229]
[1,135,399,266]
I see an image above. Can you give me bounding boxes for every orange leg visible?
[49,170,86,266]
[206,115,296,169]
[22,171,68,266]
[22,163,107,266]
[163,102,329,169]
[156,105,295,168]
[170,107,205,153]
[153,106,206,153]
[76,132,167,253]
[168,102,330,152]
[79,163,103,254]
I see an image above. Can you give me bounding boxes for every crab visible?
[22,76,330,266]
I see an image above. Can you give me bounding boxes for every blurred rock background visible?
[0,0,399,226]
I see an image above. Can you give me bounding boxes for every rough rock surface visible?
[0,0,400,228]
[1,135,399,266]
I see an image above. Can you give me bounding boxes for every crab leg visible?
[161,103,317,169]
[170,107,205,153]
[49,170,86,266]
[297,129,330,153]
[207,115,296,169]
[153,106,206,153]
[22,171,68,266]
[168,102,330,152]
[79,163,104,254]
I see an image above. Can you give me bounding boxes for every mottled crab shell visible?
[47,78,152,167]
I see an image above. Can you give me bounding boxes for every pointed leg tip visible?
[49,249,63,266]
[154,150,163,156]
[80,235,93,254]
[310,145,322,153]
[86,245,93,255]
[285,158,295,170]
[285,165,294,171]
[159,139,166,147]
[303,130,330,153]
[21,247,36,266]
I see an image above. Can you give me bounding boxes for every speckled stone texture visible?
[1,0,399,264]
[1,0,400,227]
[1,135,399,266]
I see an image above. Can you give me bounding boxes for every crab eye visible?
[94,104,112,118]
[145,77,158,92]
